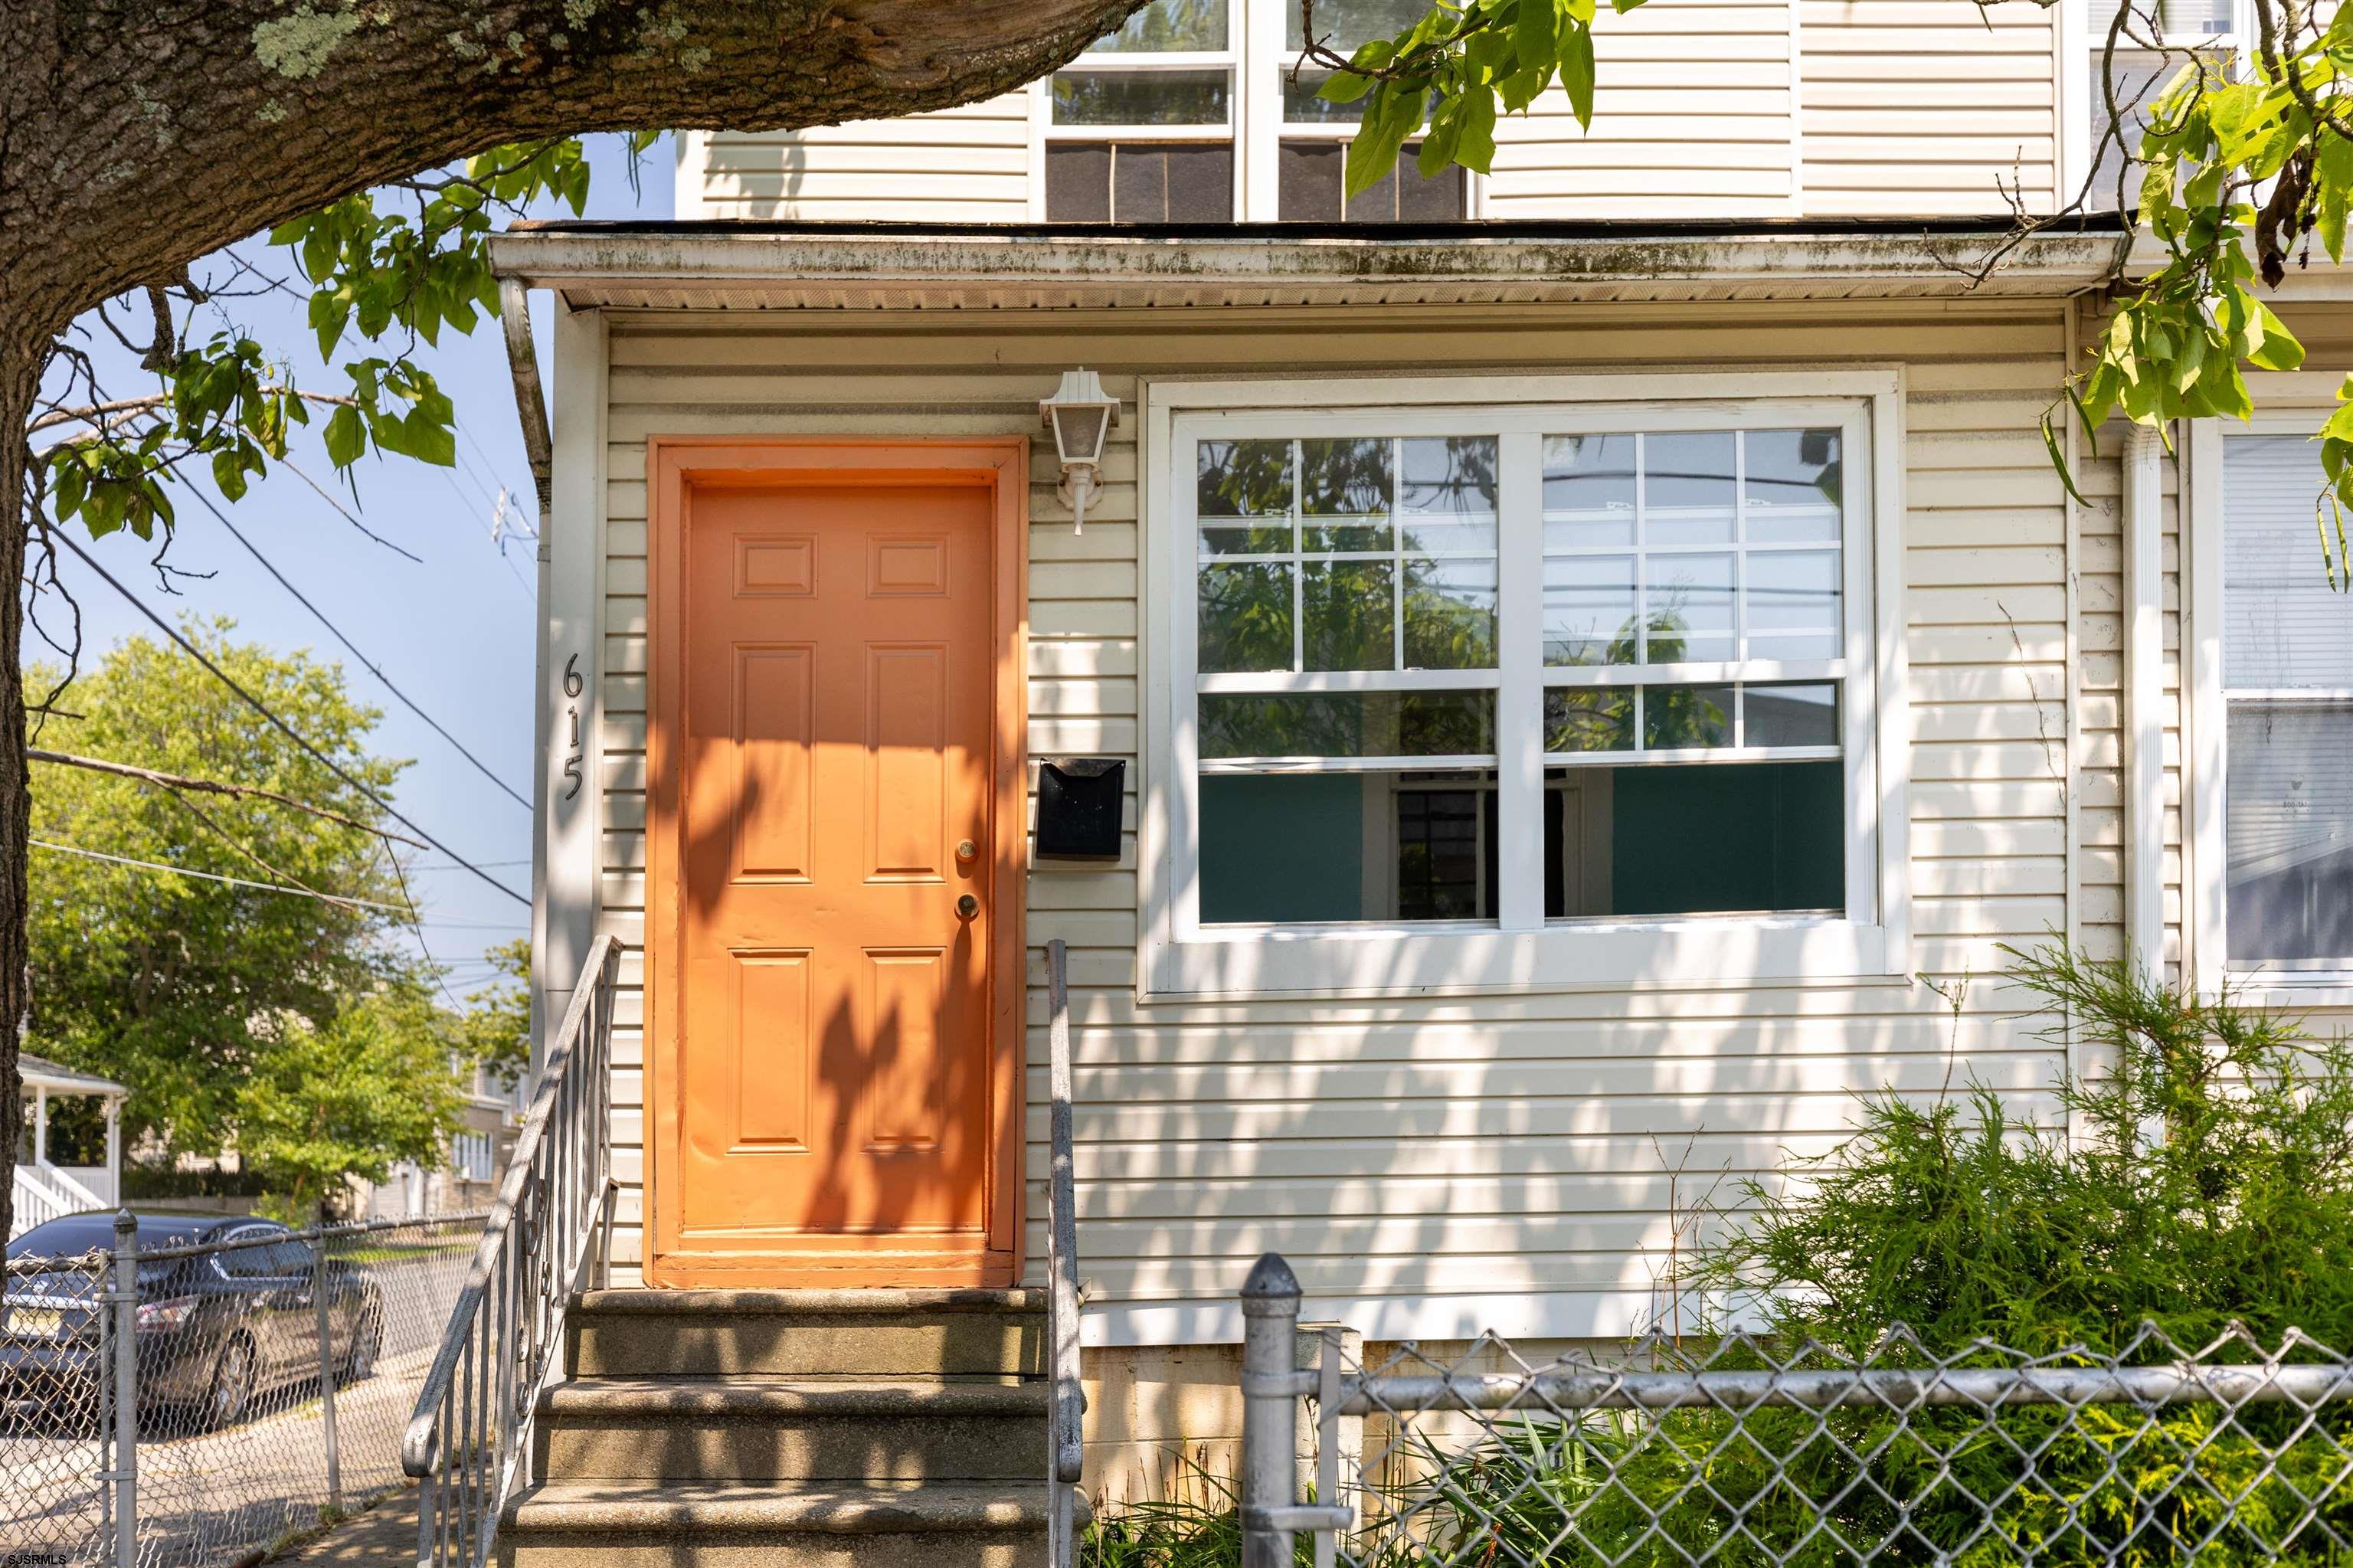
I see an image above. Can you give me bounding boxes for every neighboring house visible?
[11,1054,126,1238]
[484,0,2353,1511]
[364,1059,521,1219]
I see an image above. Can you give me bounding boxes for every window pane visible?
[1199,768,1496,924]
[1198,437,1292,555]
[1052,70,1230,125]
[1644,431,1736,546]
[1199,692,1494,758]
[1277,139,1345,218]
[1301,437,1392,550]
[2225,434,2353,690]
[1199,561,1294,673]
[1644,552,1735,663]
[1543,434,1638,549]
[1543,687,1638,752]
[1745,429,1843,543]
[1090,0,1229,51]
[1545,555,1637,666]
[1743,550,1841,660]
[1545,759,1844,918]
[1286,0,1435,50]
[1644,685,1734,749]
[1404,556,1497,669]
[1399,437,1497,552]
[1301,560,1394,670]
[2227,702,2353,966]
[1745,683,1839,747]
[1284,70,1366,123]
[1044,143,1112,221]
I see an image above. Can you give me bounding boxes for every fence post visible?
[312,1230,342,1511]
[1242,1252,1304,1568]
[110,1210,137,1568]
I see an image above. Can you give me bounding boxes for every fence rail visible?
[1237,1251,2353,1568]
[402,932,620,1568]
[0,1210,483,1568]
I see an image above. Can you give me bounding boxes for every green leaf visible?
[2041,405,2091,507]
[323,404,367,470]
[1317,69,1376,104]
[2247,297,2308,372]
[1516,0,1558,74]
[1561,25,1595,129]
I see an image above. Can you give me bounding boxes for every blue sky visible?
[29,136,671,996]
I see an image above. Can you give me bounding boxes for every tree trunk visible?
[0,348,34,1245]
[0,0,1150,1239]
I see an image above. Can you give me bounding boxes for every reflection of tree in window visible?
[1198,693,1494,758]
[1197,438,1292,523]
[1092,0,1227,50]
[1400,438,1497,546]
[1198,561,1292,673]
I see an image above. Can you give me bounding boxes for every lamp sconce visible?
[1039,368,1121,535]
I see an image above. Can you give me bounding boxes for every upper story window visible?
[1044,0,1464,223]
[1047,0,1239,221]
[1277,0,1465,221]
[2220,434,2353,974]
[1144,374,1905,997]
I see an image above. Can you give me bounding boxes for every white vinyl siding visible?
[1484,0,1797,218]
[682,95,1035,222]
[1800,0,2060,215]
[679,0,2067,223]
[573,301,2073,1340]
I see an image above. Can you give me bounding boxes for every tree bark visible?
[0,0,1147,1239]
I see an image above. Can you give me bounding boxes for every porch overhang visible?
[490,216,2135,312]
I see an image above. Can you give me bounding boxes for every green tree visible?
[26,624,436,1165]
[457,938,532,1095]
[234,980,470,1222]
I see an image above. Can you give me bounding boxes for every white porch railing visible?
[9,1164,76,1238]
[401,934,621,1568]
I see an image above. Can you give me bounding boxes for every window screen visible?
[1046,0,1235,222]
[2223,434,2353,969]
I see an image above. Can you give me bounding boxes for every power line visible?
[182,485,532,812]
[32,838,411,914]
[50,526,531,909]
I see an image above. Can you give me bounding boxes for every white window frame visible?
[1034,0,1247,221]
[1141,368,1911,1000]
[2184,410,2353,997]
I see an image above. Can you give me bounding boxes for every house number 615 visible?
[561,653,585,801]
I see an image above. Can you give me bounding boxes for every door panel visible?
[652,455,1019,1287]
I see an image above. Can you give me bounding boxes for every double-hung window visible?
[1273,0,1468,221]
[1149,376,1902,997]
[2214,433,2353,977]
[1046,0,1240,221]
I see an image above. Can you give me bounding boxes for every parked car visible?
[2,1210,385,1432]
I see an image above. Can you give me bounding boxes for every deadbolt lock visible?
[957,893,980,920]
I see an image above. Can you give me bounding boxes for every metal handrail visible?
[402,934,621,1568]
[1044,939,1085,1568]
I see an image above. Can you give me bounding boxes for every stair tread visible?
[541,1377,1049,1417]
[506,1479,1068,1534]
[576,1288,1047,1316]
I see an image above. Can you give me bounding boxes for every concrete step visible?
[568,1289,1047,1378]
[499,1479,1078,1568]
[535,1377,1049,1482]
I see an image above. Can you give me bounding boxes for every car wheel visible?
[206,1336,256,1430]
[341,1306,383,1385]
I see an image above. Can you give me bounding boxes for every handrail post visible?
[1045,939,1083,1567]
[1242,1253,1304,1568]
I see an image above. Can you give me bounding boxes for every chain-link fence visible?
[1238,1254,2353,1568]
[0,1211,482,1568]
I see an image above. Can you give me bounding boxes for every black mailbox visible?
[1036,758,1125,860]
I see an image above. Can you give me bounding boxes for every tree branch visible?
[26,750,430,850]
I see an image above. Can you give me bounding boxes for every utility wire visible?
[51,526,531,909]
[182,484,532,811]
[32,839,411,914]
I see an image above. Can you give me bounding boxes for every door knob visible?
[957,893,980,920]
[956,839,978,864]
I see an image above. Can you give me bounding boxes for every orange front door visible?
[646,444,1024,1287]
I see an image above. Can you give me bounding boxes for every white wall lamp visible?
[1040,369,1120,534]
